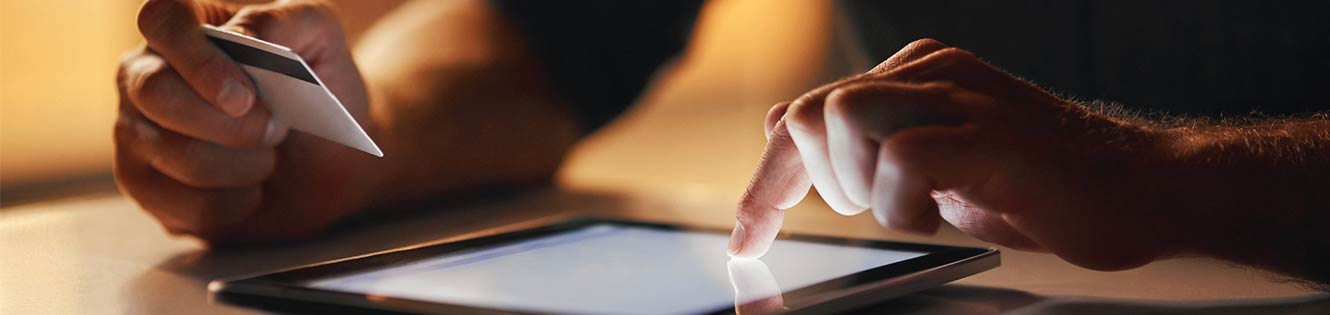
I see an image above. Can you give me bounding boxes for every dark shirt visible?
[491,0,705,133]
[493,1,1330,132]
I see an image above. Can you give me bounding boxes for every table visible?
[2,186,1327,314]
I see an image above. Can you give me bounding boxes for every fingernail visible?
[727,222,747,257]
[263,117,289,146]
[217,79,254,117]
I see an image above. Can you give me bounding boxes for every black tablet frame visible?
[209,217,998,315]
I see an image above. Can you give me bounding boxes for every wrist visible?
[1120,125,1210,259]
[1155,126,1321,276]
[1152,128,1233,258]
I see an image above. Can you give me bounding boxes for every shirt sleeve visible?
[490,0,706,134]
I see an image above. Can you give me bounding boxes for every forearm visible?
[1167,119,1330,285]
[353,0,580,209]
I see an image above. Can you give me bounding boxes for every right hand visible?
[728,39,1192,271]
[115,0,377,244]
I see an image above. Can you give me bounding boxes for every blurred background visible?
[0,0,855,207]
[3,0,137,203]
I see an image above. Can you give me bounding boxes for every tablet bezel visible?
[209,217,998,314]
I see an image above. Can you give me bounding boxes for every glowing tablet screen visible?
[309,224,924,315]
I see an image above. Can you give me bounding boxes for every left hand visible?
[728,39,1191,271]
[116,0,378,244]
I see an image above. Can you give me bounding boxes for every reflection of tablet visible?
[209,218,998,314]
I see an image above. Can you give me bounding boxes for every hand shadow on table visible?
[730,259,1330,315]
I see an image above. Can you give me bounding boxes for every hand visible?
[115,0,377,244]
[728,39,1191,271]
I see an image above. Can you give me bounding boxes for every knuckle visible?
[765,101,792,126]
[931,47,981,66]
[783,97,823,129]
[239,0,338,36]
[909,38,944,48]
[736,194,766,218]
[113,114,139,146]
[131,59,174,99]
[771,101,787,121]
[137,0,184,40]
[136,0,166,36]
[116,50,150,85]
[904,38,949,53]
[825,86,873,117]
[734,198,773,228]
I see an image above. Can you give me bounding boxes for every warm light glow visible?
[0,0,831,196]
[0,0,399,187]
[560,0,834,201]
[1,0,139,186]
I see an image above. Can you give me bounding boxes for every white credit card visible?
[201,24,383,157]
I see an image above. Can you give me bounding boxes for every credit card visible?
[201,24,383,157]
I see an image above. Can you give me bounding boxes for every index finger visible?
[138,0,255,117]
[727,38,955,259]
[728,119,813,259]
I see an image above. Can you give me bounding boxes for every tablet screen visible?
[308,224,925,315]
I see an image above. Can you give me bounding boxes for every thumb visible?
[137,0,255,117]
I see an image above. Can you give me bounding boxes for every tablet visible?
[209,218,998,314]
